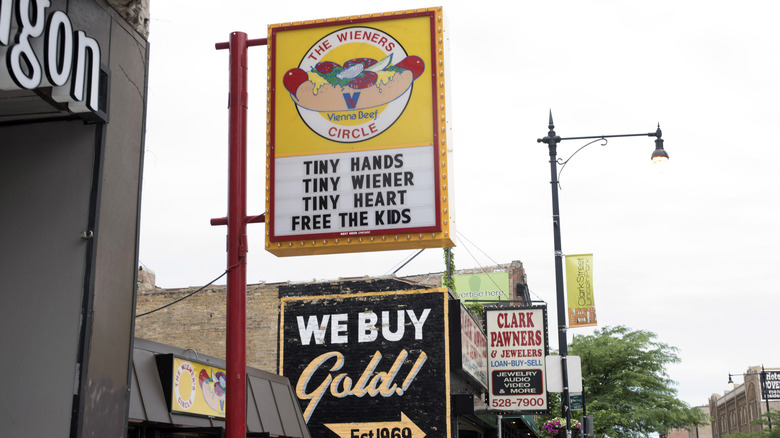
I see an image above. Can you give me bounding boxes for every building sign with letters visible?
[1,0,106,118]
[453,272,511,302]
[266,7,453,256]
[763,371,780,400]
[449,300,488,389]
[279,288,451,437]
[155,354,227,418]
[486,306,550,414]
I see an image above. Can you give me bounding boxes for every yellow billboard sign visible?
[266,7,454,256]
[565,253,597,328]
[157,355,227,418]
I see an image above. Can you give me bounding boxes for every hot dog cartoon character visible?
[283,54,425,112]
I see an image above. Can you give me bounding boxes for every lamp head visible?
[651,124,669,163]
[728,374,735,389]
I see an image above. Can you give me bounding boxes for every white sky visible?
[140,1,780,408]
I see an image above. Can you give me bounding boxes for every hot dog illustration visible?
[283,54,425,112]
[199,368,226,413]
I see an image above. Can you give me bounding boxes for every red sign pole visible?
[214,32,267,438]
[226,30,248,438]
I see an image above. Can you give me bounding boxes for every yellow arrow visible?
[324,412,426,438]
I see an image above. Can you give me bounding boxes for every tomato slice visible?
[315,61,340,74]
[348,71,378,89]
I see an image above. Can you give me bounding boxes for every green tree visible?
[568,326,709,438]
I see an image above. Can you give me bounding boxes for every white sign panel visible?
[486,306,549,414]
[273,145,435,237]
[544,355,583,393]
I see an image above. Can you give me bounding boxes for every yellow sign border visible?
[167,356,228,418]
[265,7,453,256]
[278,287,451,437]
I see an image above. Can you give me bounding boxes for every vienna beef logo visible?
[293,308,431,422]
[282,27,425,143]
[0,0,103,113]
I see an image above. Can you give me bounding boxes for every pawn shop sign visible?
[266,7,454,256]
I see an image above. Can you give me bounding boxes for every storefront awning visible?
[129,338,310,437]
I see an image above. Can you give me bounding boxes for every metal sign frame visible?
[266,7,453,256]
[486,305,550,415]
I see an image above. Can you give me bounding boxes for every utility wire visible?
[392,249,425,275]
[456,230,500,266]
[454,233,507,294]
[385,249,425,276]
[455,230,547,303]
[135,270,228,318]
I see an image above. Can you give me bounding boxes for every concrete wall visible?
[0,120,98,437]
[0,1,148,436]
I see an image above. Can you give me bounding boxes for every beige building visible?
[667,406,712,438]
[134,261,530,373]
[709,366,780,438]
[134,261,534,438]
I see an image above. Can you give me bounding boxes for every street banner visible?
[453,272,511,302]
[486,306,550,414]
[565,253,597,328]
[280,288,451,437]
[266,8,454,256]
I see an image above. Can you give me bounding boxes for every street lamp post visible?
[537,111,668,436]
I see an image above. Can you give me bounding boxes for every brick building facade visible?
[709,366,780,438]
[134,261,529,374]
[134,261,533,438]
[667,406,712,438]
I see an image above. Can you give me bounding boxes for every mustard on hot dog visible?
[283,55,425,112]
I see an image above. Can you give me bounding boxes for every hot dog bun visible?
[293,70,414,112]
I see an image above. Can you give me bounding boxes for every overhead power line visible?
[135,270,228,318]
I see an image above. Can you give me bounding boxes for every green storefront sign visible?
[453,272,510,301]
